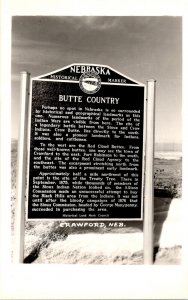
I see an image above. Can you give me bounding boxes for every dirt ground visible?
[11,141,182,264]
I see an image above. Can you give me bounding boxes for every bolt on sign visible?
[27,64,146,220]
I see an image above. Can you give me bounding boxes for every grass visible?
[11,143,182,264]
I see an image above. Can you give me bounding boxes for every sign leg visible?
[13,72,30,263]
[143,79,156,265]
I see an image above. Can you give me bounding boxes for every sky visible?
[11,16,182,144]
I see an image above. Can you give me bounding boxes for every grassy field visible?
[11,141,182,264]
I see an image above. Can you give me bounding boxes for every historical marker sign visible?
[27,64,145,220]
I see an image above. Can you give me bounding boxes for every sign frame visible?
[26,63,146,222]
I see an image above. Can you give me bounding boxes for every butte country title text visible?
[59,95,120,105]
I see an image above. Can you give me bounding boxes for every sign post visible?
[143,79,156,264]
[14,72,30,263]
[14,65,156,264]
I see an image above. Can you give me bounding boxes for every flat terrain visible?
[11,141,182,264]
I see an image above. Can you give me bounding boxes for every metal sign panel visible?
[27,64,145,220]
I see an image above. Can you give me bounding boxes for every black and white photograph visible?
[1,1,188,299]
[11,15,182,265]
